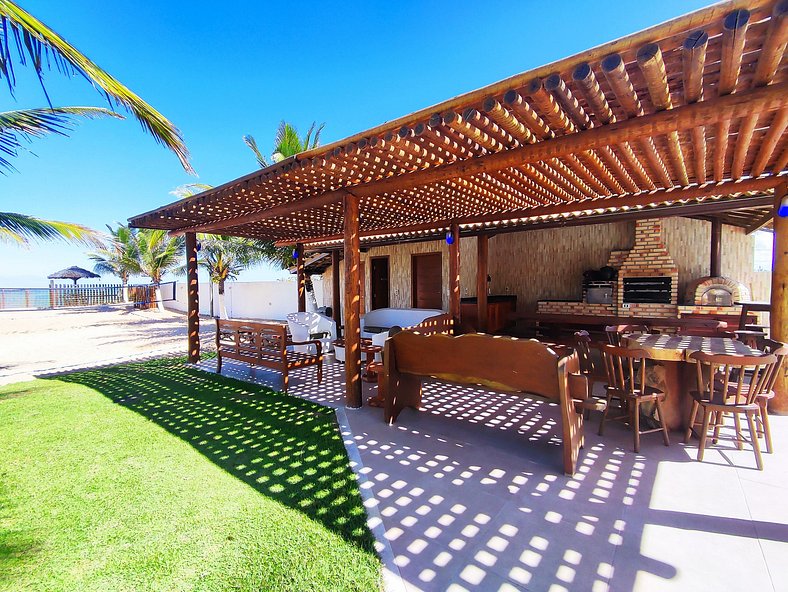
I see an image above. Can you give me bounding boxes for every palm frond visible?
[0,211,104,247]
[0,106,122,171]
[243,134,268,168]
[169,183,213,199]
[0,1,193,173]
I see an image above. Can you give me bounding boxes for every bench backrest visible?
[410,312,454,336]
[362,308,444,332]
[216,319,287,356]
[387,331,569,401]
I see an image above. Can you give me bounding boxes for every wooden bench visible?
[383,332,596,476]
[215,319,323,392]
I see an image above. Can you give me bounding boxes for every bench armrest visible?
[287,339,323,356]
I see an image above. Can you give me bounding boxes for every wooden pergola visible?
[131,0,788,410]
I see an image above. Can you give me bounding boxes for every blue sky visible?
[1,0,714,287]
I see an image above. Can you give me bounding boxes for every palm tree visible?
[243,121,324,168]
[243,121,326,292]
[136,229,184,311]
[195,235,269,318]
[88,224,140,302]
[0,0,192,244]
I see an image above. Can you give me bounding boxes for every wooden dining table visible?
[622,333,762,430]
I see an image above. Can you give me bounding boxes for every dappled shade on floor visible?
[56,357,374,551]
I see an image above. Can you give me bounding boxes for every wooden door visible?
[370,257,390,310]
[412,253,442,309]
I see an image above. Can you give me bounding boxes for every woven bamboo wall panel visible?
[662,217,772,302]
[486,222,634,309]
[322,217,772,314]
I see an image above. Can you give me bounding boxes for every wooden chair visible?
[597,344,670,453]
[753,339,787,453]
[605,324,650,347]
[685,351,778,470]
[573,331,607,401]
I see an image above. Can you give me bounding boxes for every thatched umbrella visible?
[47,266,100,285]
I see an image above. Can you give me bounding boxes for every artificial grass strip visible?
[0,358,380,592]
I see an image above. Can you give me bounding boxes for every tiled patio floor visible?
[199,356,788,592]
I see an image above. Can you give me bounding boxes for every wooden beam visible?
[477,235,489,333]
[770,180,788,412]
[170,190,346,236]
[448,222,461,331]
[682,30,708,184]
[160,83,786,239]
[710,217,722,277]
[345,82,787,204]
[745,209,775,234]
[343,192,362,408]
[296,243,306,312]
[185,232,200,364]
[715,8,751,182]
[293,177,783,246]
[331,250,341,336]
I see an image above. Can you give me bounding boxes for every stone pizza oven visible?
[685,276,751,307]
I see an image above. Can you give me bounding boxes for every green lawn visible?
[0,358,380,592]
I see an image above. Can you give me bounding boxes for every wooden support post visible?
[770,182,788,413]
[448,222,461,333]
[185,232,200,364]
[296,243,306,312]
[331,250,341,337]
[710,217,722,277]
[477,234,489,333]
[343,192,363,408]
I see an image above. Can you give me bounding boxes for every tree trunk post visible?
[770,181,788,413]
[185,232,200,364]
[476,234,489,333]
[296,243,306,312]
[449,222,461,333]
[331,250,341,337]
[343,192,362,408]
[710,217,722,277]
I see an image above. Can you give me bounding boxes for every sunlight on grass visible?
[0,358,380,592]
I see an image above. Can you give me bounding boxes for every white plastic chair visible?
[286,312,337,355]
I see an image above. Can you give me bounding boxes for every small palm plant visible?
[243,121,324,168]
[242,121,325,280]
[88,224,141,302]
[195,235,269,318]
[136,229,184,311]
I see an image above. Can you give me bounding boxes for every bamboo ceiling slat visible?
[130,0,788,245]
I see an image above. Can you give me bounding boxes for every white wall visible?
[165,278,324,320]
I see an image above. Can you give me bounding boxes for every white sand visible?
[0,306,213,385]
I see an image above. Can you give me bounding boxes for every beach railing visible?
[0,282,176,310]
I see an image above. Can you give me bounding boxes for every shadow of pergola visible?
[54,358,375,553]
[203,357,781,591]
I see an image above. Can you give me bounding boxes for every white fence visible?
[164,279,324,320]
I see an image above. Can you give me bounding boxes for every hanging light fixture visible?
[445,229,455,245]
[292,248,299,259]
[779,194,788,218]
